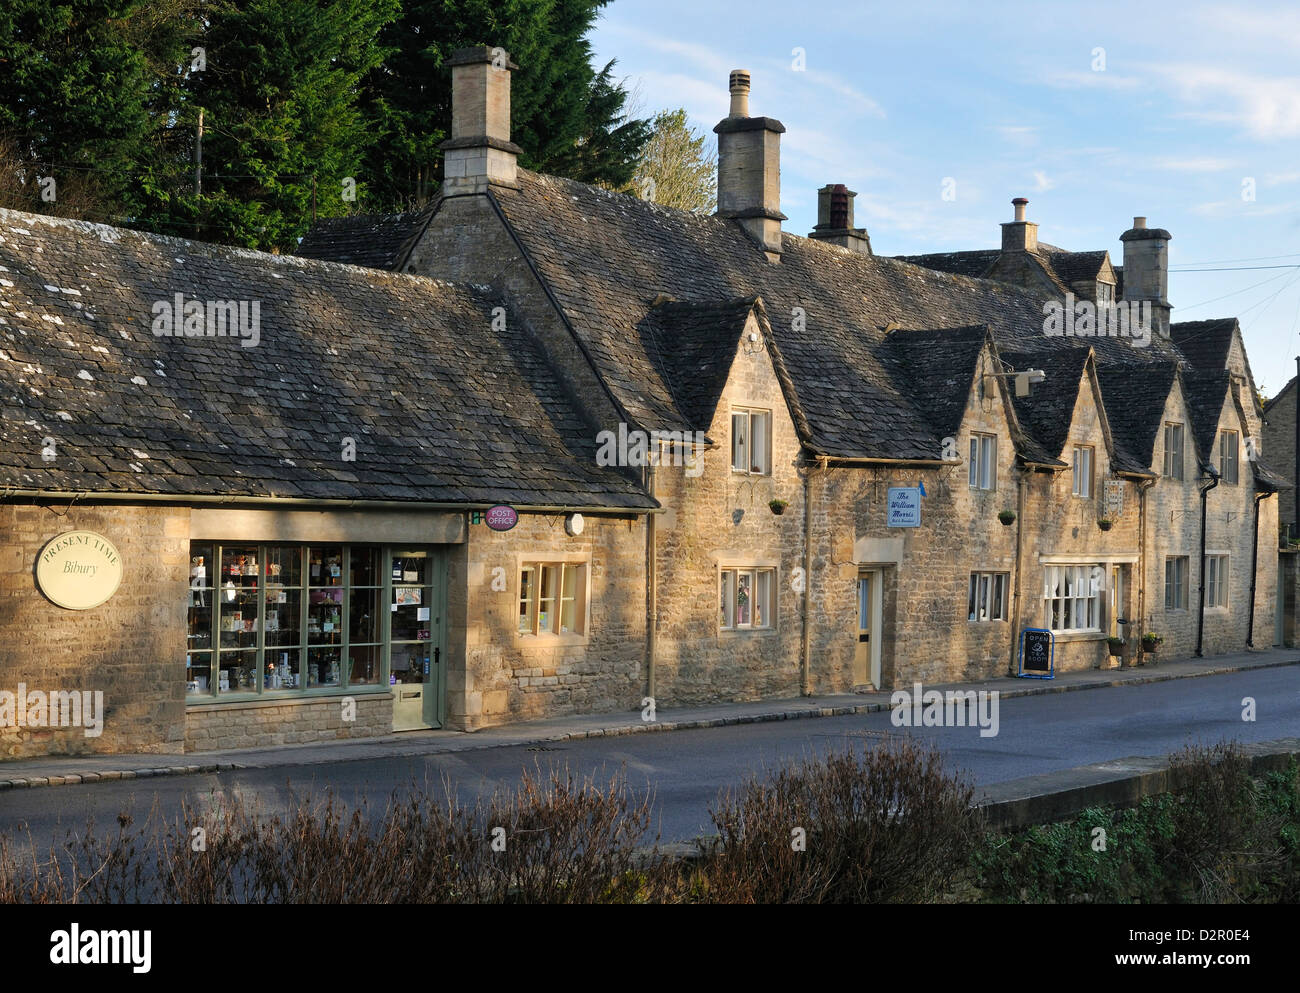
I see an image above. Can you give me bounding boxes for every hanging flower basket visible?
[1098,518,1114,532]
[998,509,1016,526]
[769,499,789,516]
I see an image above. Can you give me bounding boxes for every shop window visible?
[968,572,1008,621]
[186,543,428,700]
[517,561,588,637]
[1043,564,1101,632]
[731,408,771,475]
[720,567,776,630]
[1165,556,1189,611]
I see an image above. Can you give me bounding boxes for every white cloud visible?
[1152,157,1242,172]
[1032,170,1055,192]
[1041,69,1142,90]
[1153,65,1300,139]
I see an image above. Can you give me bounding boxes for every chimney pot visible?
[1012,197,1029,222]
[729,70,751,118]
[1000,196,1038,253]
[1133,216,1147,229]
[809,183,872,255]
[715,70,785,261]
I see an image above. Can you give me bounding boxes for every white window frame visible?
[968,433,997,491]
[517,559,589,638]
[1072,445,1094,498]
[1043,564,1102,633]
[968,572,1009,622]
[719,566,776,631]
[1204,553,1229,609]
[1163,422,1184,480]
[731,407,772,476]
[1219,430,1239,485]
[1164,556,1189,611]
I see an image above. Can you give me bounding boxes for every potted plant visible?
[1141,633,1163,662]
[1107,636,1125,657]
[998,509,1016,526]
[1098,517,1114,532]
[768,498,789,516]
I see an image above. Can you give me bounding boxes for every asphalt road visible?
[2,665,1297,844]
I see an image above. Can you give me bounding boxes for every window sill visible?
[719,627,778,638]
[1047,630,1106,643]
[186,685,392,709]
[516,633,589,649]
[967,618,1009,624]
[730,470,772,478]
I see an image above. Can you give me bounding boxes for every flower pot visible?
[769,501,788,516]
[998,512,1016,526]
[1098,520,1113,532]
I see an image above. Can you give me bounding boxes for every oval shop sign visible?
[485,505,519,532]
[35,530,124,610]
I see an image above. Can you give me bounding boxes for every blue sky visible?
[590,0,1300,396]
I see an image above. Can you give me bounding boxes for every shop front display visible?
[186,542,445,729]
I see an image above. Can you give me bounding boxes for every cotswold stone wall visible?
[0,502,188,758]
[652,314,806,705]
[448,512,646,731]
[185,693,390,751]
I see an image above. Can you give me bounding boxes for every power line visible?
[1172,264,1300,272]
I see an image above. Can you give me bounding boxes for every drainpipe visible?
[1246,491,1266,647]
[799,458,820,696]
[1137,477,1156,645]
[1008,466,1026,675]
[645,463,657,703]
[1196,466,1221,657]
[1294,356,1299,540]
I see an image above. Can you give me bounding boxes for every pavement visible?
[1,647,1296,792]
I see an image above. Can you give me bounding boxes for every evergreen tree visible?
[361,0,649,210]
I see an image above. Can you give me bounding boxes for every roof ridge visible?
[0,206,481,291]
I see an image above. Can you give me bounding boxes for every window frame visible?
[968,433,997,491]
[1219,430,1239,485]
[1072,445,1094,498]
[719,566,777,632]
[185,542,423,703]
[517,558,590,639]
[730,407,772,476]
[1204,553,1229,609]
[1164,555,1189,611]
[1163,422,1185,480]
[1042,563,1103,634]
[968,571,1009,622]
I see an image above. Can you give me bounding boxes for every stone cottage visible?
[0,48,1286,758]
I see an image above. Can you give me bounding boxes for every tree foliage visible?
[0,0,650,248]
[627,108,716,214]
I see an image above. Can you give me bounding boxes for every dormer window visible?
[969,433,996,490]
[1097,282,1115,306]
[1163,422,1185,480]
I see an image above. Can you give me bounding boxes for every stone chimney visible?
[440,46,523,196]
[1001,197,1038,253]
[714,70,786,262]
[808,184,872,255]
[1120,216,1172,337]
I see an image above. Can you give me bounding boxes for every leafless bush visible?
[699,738,981,903]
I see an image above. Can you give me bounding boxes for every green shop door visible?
[389,547,446,731]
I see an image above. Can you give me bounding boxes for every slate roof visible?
[896,242,1111,292]
[1094,363,1178,473]
[1001,348,1092,467]
[0,207,654,508]
[1170,318,1237,372]
[481,169,1188,463]
[296,209,432,270]
[1182,369,1233,464]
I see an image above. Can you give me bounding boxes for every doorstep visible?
[1,647,1296,791]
